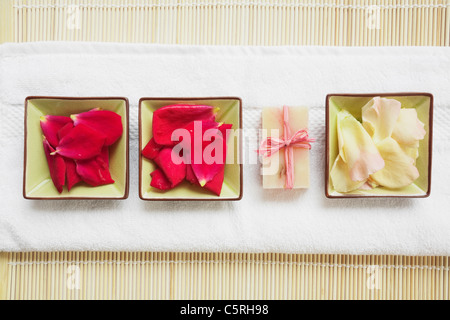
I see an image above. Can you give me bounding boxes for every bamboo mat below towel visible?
[0,0,450,300]
[1,252,449,300]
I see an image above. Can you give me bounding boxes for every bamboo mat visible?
[1,0,450,300]
[1,253,449,300]
[1,0,449,45]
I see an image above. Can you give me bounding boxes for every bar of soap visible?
[261,106,310,189]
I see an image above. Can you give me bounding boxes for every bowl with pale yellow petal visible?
[326,93,433,198]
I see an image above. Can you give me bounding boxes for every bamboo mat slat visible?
[1,252,449,300]
[1,0,449,45]
[0,253,8,300]
[1,0,450,300]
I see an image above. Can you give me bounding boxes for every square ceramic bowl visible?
[23,96,129,200]
[139,97,243,201]
[326,93,433,198]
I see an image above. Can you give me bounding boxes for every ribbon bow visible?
[257,105,315,189]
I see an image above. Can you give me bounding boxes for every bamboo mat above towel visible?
[1,0,450,46]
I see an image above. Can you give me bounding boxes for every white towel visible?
[1,42,450,255]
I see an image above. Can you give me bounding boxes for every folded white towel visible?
[1,43,449,255]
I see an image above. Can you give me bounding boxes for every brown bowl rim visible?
[23,96,130,200]
[138,96,243,201]
[325,92,433,199]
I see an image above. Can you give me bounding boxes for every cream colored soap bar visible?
[261,106,310,189]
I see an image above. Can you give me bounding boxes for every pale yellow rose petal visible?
[359,181,374,190]
[362,97,402,143]
[360,177,379,190]
[337,111,385,182]
[401,141,420,162]
[392,108,426,146]
[370,137,420,189]
[330,155,366,193]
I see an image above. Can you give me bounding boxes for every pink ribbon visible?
[257,105,315,189]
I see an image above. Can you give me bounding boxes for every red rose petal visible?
[153,148,186,187]
[40,115,72,148]
[64,158,82,191]
[202,124,231,195]
[152,104,216,146]
[57,122,74,141]
[98,146,110,167]
[43,138,66,193]
[150,168,173,190]
[142,138,163,160]
[204,166,225,196]
[55,124,106,160]
[186,164,225,196]
[185,164,199,185]
[72,109,123,146]
[184,123,231,195]
[186,120,226,186]
[76,147,114,187]
[218,123,233,138]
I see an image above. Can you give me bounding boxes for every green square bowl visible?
[326,93,433,198]
[139,97,243,201]
[23,96,129,200]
